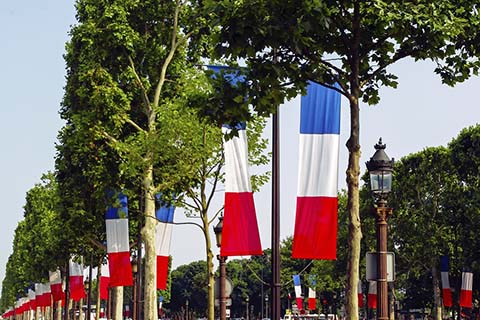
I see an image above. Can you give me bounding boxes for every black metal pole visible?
[271,109,281,320]
[219,255,227,320]
[64,262,70,320]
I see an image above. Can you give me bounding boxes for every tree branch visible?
[128,55,151,109]
[125,118,146,134]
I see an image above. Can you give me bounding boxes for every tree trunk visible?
[432,265,443,320]
[345,93,361,320]
[142,163,158,320]
[112,287,123,320]
[203,211,215,320]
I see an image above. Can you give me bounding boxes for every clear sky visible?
[2,0,480,293]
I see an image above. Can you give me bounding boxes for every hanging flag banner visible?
[292,81,341,260]
[100,263,110,300]
[358,280,364,308]
[440,256,453,307]
[307,275,316,310]
[155,193,175,290]
[207,65,262,257]
[368,281,377,309]
[28,289,36,311]
[460,270,473,308]
[49,270,64,303]
[293,275,303,310]
[41,283,51,308]
[69,259,86,301]
[106,191,133,286]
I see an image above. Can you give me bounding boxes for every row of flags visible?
[440,256,473,308]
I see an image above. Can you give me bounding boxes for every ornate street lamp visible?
[366,138,394,320]
[214,215,227,320]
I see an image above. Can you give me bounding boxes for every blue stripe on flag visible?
[293,275,301,286]
[300,82,341,134]
[155,194,175,223]
[440,256,449,272]
[106,192,128,219]
[222,122,247,130]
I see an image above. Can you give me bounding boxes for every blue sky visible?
[1,0,480,293]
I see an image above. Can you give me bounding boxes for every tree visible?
[201,2,480,318]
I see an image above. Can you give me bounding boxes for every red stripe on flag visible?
[108,252,133,287]
[296,297,303,310]
[308,298,316,310]
[442,288,452,307]
[460,290,472,308]
[221,192,262,256]
[100,276,110,300]
[292,196,337,259]
[51,283,64,302]
[368,294,377,309]
[69,276,86,302]
[157,255,169,290]
[358,294,364,308]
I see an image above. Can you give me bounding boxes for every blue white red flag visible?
[358,280,364,308]
[368,281,377,309]
[293,275,303,310]
[292,82,341,260]
[106,192,133,286]
[307,275,316,310]
[155,193,175,290]
[460,270,473,308]
[28,289,36,310]
[49,269,64,303]
[100,263,110,300]
[440,256,452,307]
[69,259,86,302]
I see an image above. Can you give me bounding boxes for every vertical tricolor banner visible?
[106,192,133,286]
[293,275,303,310]
[460,270,473,308]
[100,263,110,300]
[292,82,341,260]
[368,281,377,309]
[307,275,316,310]
[28,289,36,311]
[69,259,86,302]
[49,270,64,303]
[358,280,364,308]
[41,283,51,308]
[221,123,262,256]
[35,283,43,309]
[155,194,175,290]
[440,256,453,307]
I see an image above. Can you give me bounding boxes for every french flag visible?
[440,256,453,307]
[292,82,341,260]
[28,289,36,311]
[221,122,262,256]
[460,270,473,308]
[69,259,86,302]
[100,263,110,300]
[155,194,175,290]
[368,281,377,309]
[49,270,64,303]
[293,275,303,310]
[35,283,43,308]
[307,276,316,310]
[358,280,364,308]
[41,283,52,307]
[106,192,133,287]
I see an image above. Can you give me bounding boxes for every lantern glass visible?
[370,170,392,194]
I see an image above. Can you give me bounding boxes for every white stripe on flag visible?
[106,219,130,253]
[297,134,339,197]
[35,283,43,296]
[43,283,51,293]
[49,270,62,285]
[294,286,302,297]
[69,260,83,276]
[223,128,252,193]
[441,272,450,288]
[155,222,173,256]
[462,272,473,290]
[101,264,110,277]
[369,281,377,294]
[308,287,316,299]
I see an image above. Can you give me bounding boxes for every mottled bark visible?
[112,287,123,320]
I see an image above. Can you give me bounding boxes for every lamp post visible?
[265,295,269,319]
[131,255,138,320]
[214,215,227,320]
[366,138,394,320]
[246,296,250,320]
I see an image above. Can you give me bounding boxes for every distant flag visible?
[49,270,64,303]
[34,283,43,308]
[207,65,262,257]
[106,191,133,286]
[100,307,105,318]
[100,263,110,300]
[358,280,364,308]
[293,275,303,310]
[440,256,453,307]
[292,81,341,260]
[69,259,86,301]
[124,305,131,318]
[307,275,316,310]
[28,289,36,311]
[41,283,51,308]
[368,281,377,309]
[155,193,175,290]
[460,270,473,308]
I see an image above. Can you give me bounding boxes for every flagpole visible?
[271,107,281,320]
